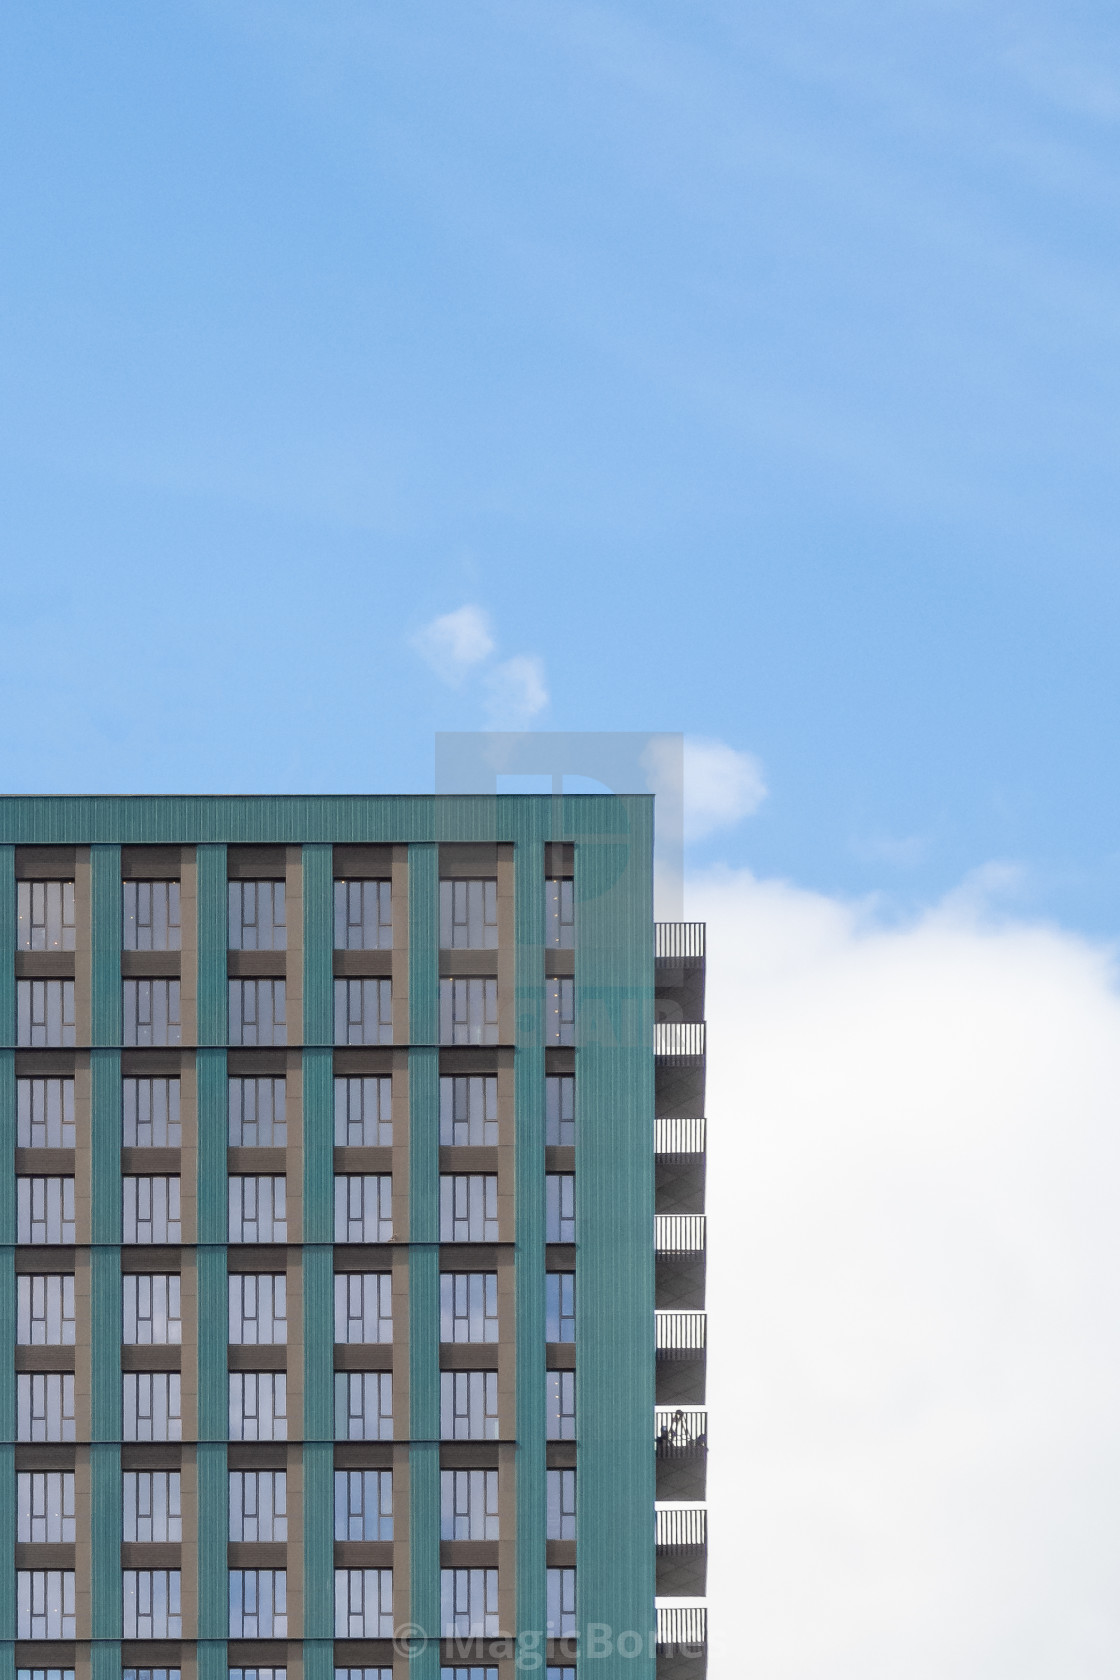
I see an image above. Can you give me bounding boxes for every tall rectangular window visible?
[123,1078,181,1147]
[17,1178,75,1244]
[334,1273,392,1343]
[229,980,286,1047]
[123,979,181,1047]
[123,1177,181,1244]
[439,979,498,1046]
[546,1568,576,1636]
[123,1569,181,1636]
[229,1570,287,1637]
[333,979,392,1046]
[18,1374,75,1441]
[440,1372,498,1441]
[439,1671,497,1680]
[545,1371,575,1441]
[229,1470,287,1541]
[17,981,75,1048]
[545,978,575,1047]
[439,1076,497,1146]
[229,882,286,950]
[439,880,498,949]
[546,1469,576,1540]
[440,1469,498,1540]
[17,882,75,951]
[334,1470,393,1540]
[545,1175,575,1243]
[229,1078,286,1147]
[124,1471,182,1541]
[17,1471,75,1542]
[545,1274,575,1343]
[229,1274,287,1344]
[125,1670,181,1680]
[545,1075,574,1147]
[440,1568,498,1636]
[334,1569,392,1638]
[123,1275,182,1343]
[17,1078,75,1148]
[334,1076,391,1146]
[334,880,392,949]
[17,1570,75,1637]
[230,1372,287,1440]
[545,879,574,949]
[335,1372,392,1441]
[123,1373,181,1441]
[229,1177,286,1243]
[439,1175,498,1243]
[123,882,181,951]
[230,1671,283,1680]
[336,1670,391,1680]
[17,1276,75,1345]
[440,1273,498,1343]
[334,1176,392,1244]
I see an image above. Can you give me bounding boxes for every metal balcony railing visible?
[655,1116,706,1155]
[656,1505,708,1548]
[655,922,706,961]
[654,1021,706,1059]
[657,1605,708,1646]
[656,1407,708,1451]
[656,1311,707,1352]
[655,1214,706,1255]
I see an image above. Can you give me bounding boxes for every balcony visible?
[656,1215,705,1311]
[656,1116,706,1154]
[655,922,706,961]
[656,1406,707,1500]
[655,1022,706,1118]
[657,1604,708,1679]
[656,1117,706,1217]
[654,1022,706,1058]
[655,1215,706,1254]
[656,1310,706,1351]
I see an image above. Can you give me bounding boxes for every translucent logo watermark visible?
[391,1621,705,1664]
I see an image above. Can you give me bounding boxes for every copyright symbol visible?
[393,1622,428,1657]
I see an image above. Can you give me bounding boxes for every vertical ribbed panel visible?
[514,839,547,1636]
[302,844,333,1046]
[91,1049,122,1243]
[90,1247,122,1440]
[90,844,121,1045]
[408,842,438,1045]
[0,1251,12,1445]
[0,1444,12,1639]
[90,1442,123,1636]
[196,1047,228,1245]
[196,844,228,1047]
[0,1053,14,1243]
[0,847,14,1047]
[197,1644,228,1680]
[575,804,656,1667]
[197,1441,228,1636]
[302,1048,333,1245]
[196,1246,228,1442]
[91,1642,120,1680]
[303,1639,333,1680]
[409,1438,440,1669]
[302,1246,333,1442]
[302,1442,333,1635]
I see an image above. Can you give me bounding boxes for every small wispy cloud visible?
[411,604,495,684]
[685,735,768,841]
[483,654,549,727]
[409,604,549,725]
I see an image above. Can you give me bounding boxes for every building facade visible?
[0,795,707,1680]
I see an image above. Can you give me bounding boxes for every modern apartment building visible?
[0,795,707,1680]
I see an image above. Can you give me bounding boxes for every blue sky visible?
[3,0,1120,930]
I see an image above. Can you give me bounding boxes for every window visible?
[546,1175,575,1243]
[545,1274,575,1343]
[547,1469,576,1540]
[440,1568,498,1637]
[229,980,286,1047]
[230,1470,287,1541]
[334,1076,391,1146]
[439,1076,497,1146]
[441,1469,498,1540]
[439,979,498,1046]
[441,1671,498,1680]
[123,979,181,1047]
[17,882,75,951]
[440,1273,498,1343]
[229,881,286,950]
[125,1671,181,1680]
[229,1176,286,1243]
[18,1670,75,1680]
[335,1372,392,1441]
[337,1671,391,1680]
[546,1569,576,1636]
[124,1372,181,1441]
[545,1075,574,1148]
[17,1570,75,1637]
[231,1671,283,1680]
[334,1569,392,1638]
[545,879,574,949]
[230,1274,286,1344]
[546,1371,575,1441]
[17,1078,75,1148]
[17,981,75,1048]
[123,1078,181,1147]
[334,1175,392,1244]
[123,1177,181,1244]
[334,979,392,1046]
[547,1671,576,1680]
[334,1469,392,1541]
[439,879,498,949]
[123,882,181,951]
[440,1175,498,1243]
[17,1275,75,1344]
[230,1372,287,1440]
[545,978,575,1047]
[18,1373,74,1441]
[124,1471,182,1541]
[335,1272,391,1343]
[334,879,392,950]
[440,1371,498,1440]
[17,1178,74,1244]
[229,1569,287,1637]
[18,1471,75,1541]
[123,1275,182,1343]
[229,1077,286,1146]
[123,1569,182,1637]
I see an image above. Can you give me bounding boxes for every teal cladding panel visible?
[90,1049,122,1243]
[409,1440,440,1671]
[0,1445,12,1639]
[196,1047,228,1245]
[91,1642,121,1680]
[90,1442,123,1636]
[303,1442,334,1638]
[0,1252,11,1445]
[409,837,440,1652]
[196,1246,228,1442]
[303,1642,333,1680]
[0,847,13,1047]
[196,844,228,1047]
[302,844,333,1046]
[197,1645,228,1680]
[90,844,121,1045]
[0,1053,14,1244]
[0,1647,10,1680]
[197,1442,229,1637]
[90,1248,122,1440]
[408,843,438,1046]
[302,1048,333,1245]
[575,806,657,1669]
[302,1245,333,1443]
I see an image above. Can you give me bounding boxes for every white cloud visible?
[483,654,549,726]
[410,604,495,683]
[692,865,1120,1678]
[684,735,767,840]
